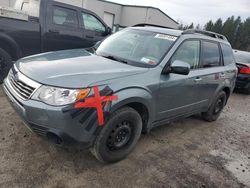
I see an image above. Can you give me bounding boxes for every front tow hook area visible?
[46,132,63,145]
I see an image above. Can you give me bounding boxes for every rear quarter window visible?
[221,43,235,65]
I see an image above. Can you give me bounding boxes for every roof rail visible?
[132,23,171,29]
[182,29,228,41]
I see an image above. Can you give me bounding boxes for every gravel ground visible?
[0,87,249,188]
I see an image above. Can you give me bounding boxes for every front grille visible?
[8,69,35,99]
[7,67,41,100]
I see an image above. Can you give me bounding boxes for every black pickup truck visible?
[0,0,111,82]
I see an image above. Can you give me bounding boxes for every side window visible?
[52,6,78,27]
[221,43,235,65]
[171,40,200,69]
[201,41,221,68]
[82,13,106,33]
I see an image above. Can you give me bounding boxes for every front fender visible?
[110,87,155,127]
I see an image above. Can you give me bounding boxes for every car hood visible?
[15,49,149,88]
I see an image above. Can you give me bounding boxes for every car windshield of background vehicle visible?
[96,29,177,67]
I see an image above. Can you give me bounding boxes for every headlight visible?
[36,85,90,106]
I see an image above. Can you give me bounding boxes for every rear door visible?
[79,11,108,47]
[196,40,226,103]
[220,43,237,88]
[43,2,83,52]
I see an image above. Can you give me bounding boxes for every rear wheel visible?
[202,91,227,122]
[91,107,142,163]
[0,48,12,83]
[244,84,250,95]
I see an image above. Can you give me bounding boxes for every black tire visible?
[0,48,12,84]
[91,107,142,163]
[243,84,250,95]
[202,91,227,122]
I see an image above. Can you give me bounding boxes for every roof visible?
[97,0,179,25]
[131,26,182,36]
[130,26,231,45]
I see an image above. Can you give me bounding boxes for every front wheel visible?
[202,91,227,122]
[91,107,142,163]
[0,48,12,83]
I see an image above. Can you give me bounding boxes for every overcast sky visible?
[108,0,250,26]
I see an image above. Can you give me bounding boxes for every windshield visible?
[234,51,250,65]
[96,29,177,67]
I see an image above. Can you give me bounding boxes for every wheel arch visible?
[110,89,154,133]
[0,33,22,60]
[222,87,231,102]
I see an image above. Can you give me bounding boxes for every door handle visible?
[86,35,94,39]
[49,29,60,33]
[194,77,202,82]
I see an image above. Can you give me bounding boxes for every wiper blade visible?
[85,47,96,54]
[102,55,128,64]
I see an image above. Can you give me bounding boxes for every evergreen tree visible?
[213,18,223,33]
[188,23,194,29]
[204,20,214,31]
[234,22,244,49]
[196,24,201,30]
[178,23,184,30]
[233,16,242,49]
[203,16,250,51]
[241,18,250,50]
[222,16,235,45]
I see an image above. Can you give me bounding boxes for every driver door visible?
[80,12,107,47]
[156,40,208,121]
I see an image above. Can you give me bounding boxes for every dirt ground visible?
[0,87,249,188]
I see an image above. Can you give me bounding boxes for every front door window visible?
[82,13,106,33]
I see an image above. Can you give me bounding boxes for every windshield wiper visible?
[102,55,128,64]
[85,47,96,54]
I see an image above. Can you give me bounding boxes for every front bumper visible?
[236,73,250,89]
[3,79,99,148]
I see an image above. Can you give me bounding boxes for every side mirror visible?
[163,60,190,75]
[106,27,112,35]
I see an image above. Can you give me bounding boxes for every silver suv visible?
[3,27,237,163]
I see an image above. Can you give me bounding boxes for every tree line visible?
[179,16,250,51]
